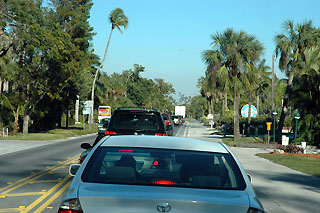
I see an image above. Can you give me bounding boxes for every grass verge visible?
[221,136,273,147]
[0,124,98,140]
[256,153,320,178]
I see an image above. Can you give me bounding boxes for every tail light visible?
[58,198,83,213]
[153,180,176,185]
[79,156,86,164]
[105,131,116,135]
[155,133,167,136]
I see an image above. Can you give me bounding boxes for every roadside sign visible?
[241,104,257,118]
[98,106,111,121]
[81,101,93,115]
[208,114,213,120]
[266,122,272,131]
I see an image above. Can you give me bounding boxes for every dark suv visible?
[104,108,167,136]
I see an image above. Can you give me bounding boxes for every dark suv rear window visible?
[81,147,246,190]
[112,112,160,130]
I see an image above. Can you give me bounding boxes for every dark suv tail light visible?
[155,133,167,136]
[105,131,116,135]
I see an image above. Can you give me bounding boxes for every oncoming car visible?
[59,136,264,213]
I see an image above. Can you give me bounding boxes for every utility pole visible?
[272,54,275,111]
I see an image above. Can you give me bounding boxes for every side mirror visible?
[69,164,81,176]
[247,174,252,183]
[81,143,92,150]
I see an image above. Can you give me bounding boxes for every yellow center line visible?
[34,180,72,213]
[25,175,72,212]
[0,154,79,194]
[4,192,45,197]
[0,155,78,195]
[28,179,60,184]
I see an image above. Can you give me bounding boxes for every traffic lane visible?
[230,147,320,213]
[0,135,96,212]
[172,122,186,137]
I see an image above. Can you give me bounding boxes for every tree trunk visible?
[23,114,29,134]
[276,72,294,142]
[233,91,240,142]
[256,95,260,117]
[0,77,2,94]
[91,28,114,124]
[66,108,69,128]
[210,98,214,115]
[12,113,19,134]
[247,102,252,137]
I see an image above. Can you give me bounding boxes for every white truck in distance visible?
[175,106,186,118]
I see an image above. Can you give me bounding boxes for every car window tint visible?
[162,114,169,120]
[82,147,246,190]
[113,113,159,130]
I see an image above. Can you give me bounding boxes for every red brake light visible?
[153,160,159,166]
[105,131,116,135]
[58,198,83,213]
[58,210,83,213]
[79,156,86,164]
[155,133,167,136]
[153,180,176,185]
[119,149,133,153]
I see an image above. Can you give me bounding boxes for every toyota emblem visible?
[157,202,171,212]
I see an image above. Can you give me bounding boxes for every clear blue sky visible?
[89,0,320,97]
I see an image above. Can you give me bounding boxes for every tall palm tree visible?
[90,8,128,122]
[211,28,264,142]
[274,20,316,141]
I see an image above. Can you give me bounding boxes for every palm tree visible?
[211,28,264,142]
[90,8,128,123]
[274,20,316,141]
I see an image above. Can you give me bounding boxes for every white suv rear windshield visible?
[81,147,246,190]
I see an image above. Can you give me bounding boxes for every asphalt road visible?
[0,135,97,212]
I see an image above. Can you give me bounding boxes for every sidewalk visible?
[0,134,96,156]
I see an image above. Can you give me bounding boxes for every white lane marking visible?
[183,122,189,138]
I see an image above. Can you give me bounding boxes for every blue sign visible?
[241,104,257,118]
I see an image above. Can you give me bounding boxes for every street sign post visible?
[266,122,272,144]
[81,101,93,130]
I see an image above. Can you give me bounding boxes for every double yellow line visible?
[0,155,79,212]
